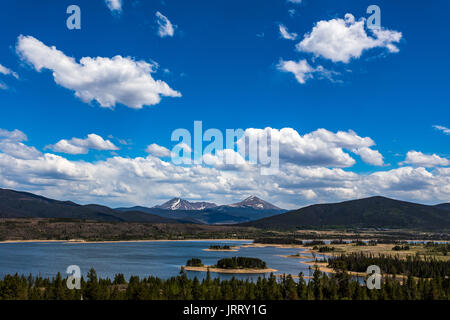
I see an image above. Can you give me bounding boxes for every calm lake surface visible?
[0,240,325,281]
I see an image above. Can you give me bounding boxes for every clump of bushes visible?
[392,245,410,251]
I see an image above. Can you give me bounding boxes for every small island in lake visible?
[202,244,239,252]
[183,257,277,274]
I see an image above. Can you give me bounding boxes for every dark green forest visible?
[0,268,448,300]
[216,257,267,269]
[328,252,449,278]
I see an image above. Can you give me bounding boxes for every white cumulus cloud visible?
[277,59,338,84]
[146,143,172,158]
[16,35,181,109]
[0,129,41,160]
[401,151,450,168]
[297,13,402,63]
[47,134,119,155]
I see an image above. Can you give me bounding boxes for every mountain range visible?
[0,188,285,224]
[116,196,286,224]
[1,188,449,230]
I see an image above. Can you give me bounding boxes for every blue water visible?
[0,240,324,281]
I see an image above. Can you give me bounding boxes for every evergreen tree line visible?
[328,252,449,278]
[0,268,448,300]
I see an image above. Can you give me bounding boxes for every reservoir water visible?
[0,240,324,281]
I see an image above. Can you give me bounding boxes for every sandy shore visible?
[0,238,253,244]
[183,265,278,274]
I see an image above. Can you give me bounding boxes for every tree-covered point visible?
[328,252,449,278]
[209,245,231,250]
[0,268,448,300]
[186,258,203,267]
[216,257,267,269]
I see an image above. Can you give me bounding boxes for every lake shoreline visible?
[0,239,253,244]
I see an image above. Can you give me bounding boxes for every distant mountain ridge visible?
[2,188,448,230]
[240,196,450,231]
[151,195,282,211]
[0,188,186,224]
[117,195,286,224]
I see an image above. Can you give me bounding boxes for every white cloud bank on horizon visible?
[0,127,448,209]
[16,35,181,109]
[297,13,402,63]
[46,134,119,155]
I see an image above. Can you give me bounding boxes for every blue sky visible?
[0,0,449,208]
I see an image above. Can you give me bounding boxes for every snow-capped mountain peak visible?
[154,198,217,211]
[228,196,282,210]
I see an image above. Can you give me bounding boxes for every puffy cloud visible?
[277,59,338,84]
[146,143,172,158]
[0,128,448,208]
[155,12,175,38]
[16,35,181,109]
[277,59,314,84]
[0,64,18,79]
[46,134,119,155]
[353,147,384,166]
[279,24,297,40]
[401,151,450,167]
[0,129,41,160]
[366,167,434,192]
[433,125,450,135]
[238,127,381,167]
[105,0,122,13]
[297,13,402,63]
[202,149,249,171]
